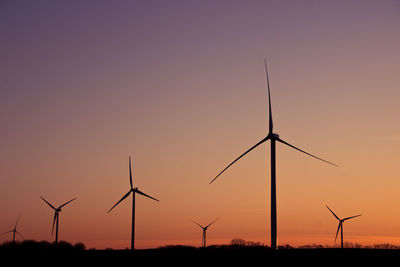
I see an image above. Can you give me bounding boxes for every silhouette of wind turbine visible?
[1,216,24,242]
[40,196,77,244]
[326,205,361,248]
[210,59,337,250]
[191,218,219,248]
[107,156,160,251]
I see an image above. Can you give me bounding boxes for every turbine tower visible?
[40,196,77,244]
[191,218,219,248]
[210,59,337,250]
[326,205,361,248]
[107,156,160,251]
[1,216,24,242]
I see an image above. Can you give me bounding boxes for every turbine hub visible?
[269,133,279,140]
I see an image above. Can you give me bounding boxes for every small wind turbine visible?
[40,196,77,244]
[1,216,24,242]
[191,218,219,248]
[210,59,337,250]
[326,205,361,248]
[107,156,160,251]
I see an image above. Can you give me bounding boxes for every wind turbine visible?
[107,156,160,251]
[326,205,361,248]
[191,218,219,248]
[210,59,337,250]
[1,216,24,242]
[40,196,77,244]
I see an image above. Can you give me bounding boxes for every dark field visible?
[1,243,399,266]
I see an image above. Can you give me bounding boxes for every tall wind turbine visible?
[210,59,337,250]
[107,156,160,251]
[40,196,77,244]
[326,205,361,248]
[1,216,24,242]
[191,218,219,248]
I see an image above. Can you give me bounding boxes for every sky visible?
[1,0,400,249]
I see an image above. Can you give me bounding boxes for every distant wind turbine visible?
[210,59,337,250]
[1,216,24,242]
[326,205,361,248]
[191,218,219,248]
[40,196,77,244]
[107,156,160,251]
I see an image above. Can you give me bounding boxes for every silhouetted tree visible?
[74,242,86,250]
[230,238,247,247]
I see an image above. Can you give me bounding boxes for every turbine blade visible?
[15,230,24,239]
[343,214,362,221]
[1,230,13,235]
[40,196,56,210]
[264,58,273,134]
[14,215,20,229]
[205,217,219,228]
[277,138,338,167]
[209,136,269,184]
[335,222,341,242]
[326,205,340,221]
[58,197,77,209]
[135,189,160,202]
[107,190,132,213]
[129,156,133,190]
[191,220,204,229]
[52,212,57,235]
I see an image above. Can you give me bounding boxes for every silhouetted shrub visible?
[157,245,196,250]
[56,241,74,250]
[279,244,294,249]
[298,244,326,249]
[74,242,86,250]
[38,240,52,248]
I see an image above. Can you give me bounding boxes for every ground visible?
[1,246,399,266]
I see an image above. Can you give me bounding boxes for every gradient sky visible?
[1,0,400,249]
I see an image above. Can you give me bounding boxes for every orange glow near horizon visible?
[1,1,400,249]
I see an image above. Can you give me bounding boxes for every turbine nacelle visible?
[268,133,280,140]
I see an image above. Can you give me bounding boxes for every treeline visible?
[231,239,400,249]
[160,239,400,250]
[0,240,85,250]
[3,238,400,250]
[298,242,400,249]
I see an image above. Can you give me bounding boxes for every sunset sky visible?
[1,0,400,249]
